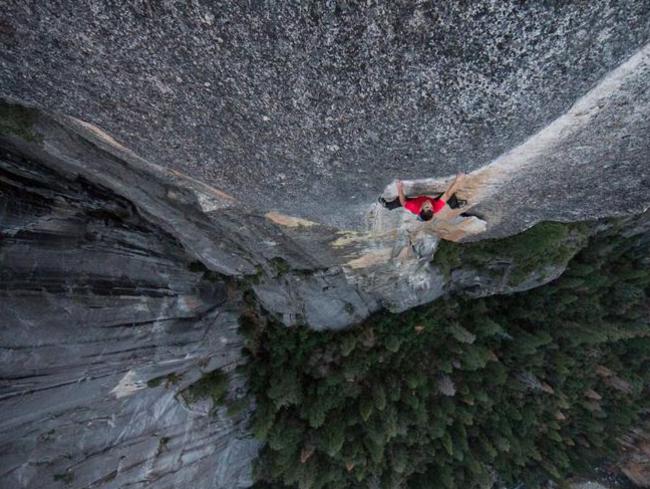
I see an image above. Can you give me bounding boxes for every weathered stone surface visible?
[0,137,259,489]
[253,269,375,331]
[570,483,611,489]
[1,1,649,231]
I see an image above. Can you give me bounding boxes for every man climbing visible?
[378,173,467,221]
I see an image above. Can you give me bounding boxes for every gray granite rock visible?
[1,1,649,230]
[0,132,260,489]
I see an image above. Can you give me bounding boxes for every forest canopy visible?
[241,217,650,489]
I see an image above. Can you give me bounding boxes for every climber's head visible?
[419,201,434,221]
[419,209,434,221]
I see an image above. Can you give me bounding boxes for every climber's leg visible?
[378,196,402,210]
[434,192,466,209]
[446,194,459,208]
[445,194,467,209]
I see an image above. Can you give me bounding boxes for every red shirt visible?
[404,196,446,215]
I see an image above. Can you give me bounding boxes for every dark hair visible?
[419,209,434,221]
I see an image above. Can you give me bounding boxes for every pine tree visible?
[268,371,302,408]
[372,384,387,411]
[359,395,373,422]
[319,420,345,457]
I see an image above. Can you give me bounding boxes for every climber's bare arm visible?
[396,180,407,206]
[441,173,465,202]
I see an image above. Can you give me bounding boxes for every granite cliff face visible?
[1,2,650,489]
[0,115,259,489]
[2,1,650,231]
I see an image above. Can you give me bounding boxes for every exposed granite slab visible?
[0,141,259,489]
[1,1,649,229]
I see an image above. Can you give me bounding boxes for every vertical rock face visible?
[0,139,258,488]
[1,1,649,228]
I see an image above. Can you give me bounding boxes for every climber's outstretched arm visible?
[441,173,465,202]
[396,180,407,206]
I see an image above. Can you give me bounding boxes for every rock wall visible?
[1,1,649,229]
[0,124,259,489]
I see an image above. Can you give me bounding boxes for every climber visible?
[378,173,467,221]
